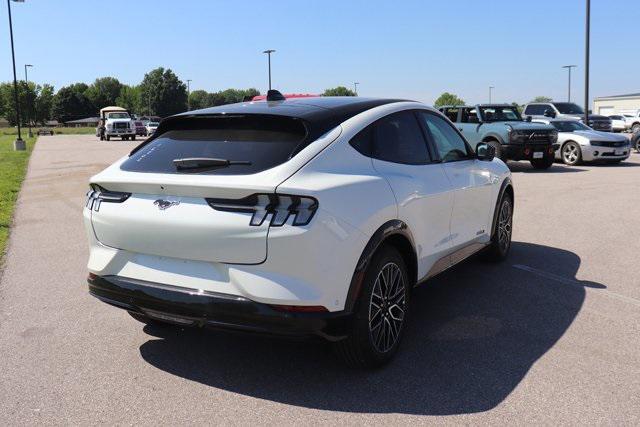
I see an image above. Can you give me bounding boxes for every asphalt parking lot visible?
[1,135,639,424]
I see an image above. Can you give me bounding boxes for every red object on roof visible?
[251,93,320,101]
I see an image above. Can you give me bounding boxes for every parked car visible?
[145,121,159,135]
[631,131,640,153]
[84,95,514,368]
[607,115,629,132]
[439,104,557,169]
[523,102,612,132]
[533,118,630,165]
[133,121,147,136]
[621,111,640,133]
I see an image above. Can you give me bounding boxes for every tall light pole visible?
[584,0,590,125]
[263,49,275,91]
[562,65,577,102]
[6,0,26,151]
[24,63,33,137]
[186,79,192,111]
[489,86,494,103]
[354,82,359,96]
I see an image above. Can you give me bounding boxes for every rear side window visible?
[121,115,307,175]
[524,104,547,115]
[349,111,430,164]
[373,112,430,164]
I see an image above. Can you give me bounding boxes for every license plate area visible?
[533,151,544,159]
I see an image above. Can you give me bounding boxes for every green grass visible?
[0,134,36,264]
[0,126,95,135]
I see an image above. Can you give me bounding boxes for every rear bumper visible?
[502,143,556,161]
[88,274,352,340]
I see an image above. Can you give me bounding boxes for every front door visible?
[417,111,495,250]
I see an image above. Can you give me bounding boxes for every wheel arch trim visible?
[490,177,514,238]
[344,220,417,312]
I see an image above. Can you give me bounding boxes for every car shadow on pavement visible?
[507,162,587,173]
[139,242,603,415]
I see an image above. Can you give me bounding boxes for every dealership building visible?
[593,93,640,115]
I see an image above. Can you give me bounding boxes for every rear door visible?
[88,115,311,265]
[367,110,455,278]
[457,107,482,145]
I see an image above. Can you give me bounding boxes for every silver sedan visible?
[533,118,630,165]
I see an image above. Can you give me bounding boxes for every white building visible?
[593,93,640,115]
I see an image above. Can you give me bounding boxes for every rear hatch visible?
[88,114,319,264]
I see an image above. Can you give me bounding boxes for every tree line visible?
[0,66,358,126]
[433,92,553,111]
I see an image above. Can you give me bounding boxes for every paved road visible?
[1,135,639,425]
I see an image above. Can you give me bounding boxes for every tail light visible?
[86,185,131,212]
[206,193,318,227]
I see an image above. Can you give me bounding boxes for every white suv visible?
[84,94,513,367]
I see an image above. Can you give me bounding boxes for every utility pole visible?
[354,82,359,96]
[263,49,275,91]
[6,0,25,150]
[584,0,590,125]
[25,63,33,137]
[489,86,494,103]
[186,79,192,111]
[562,65,577,102]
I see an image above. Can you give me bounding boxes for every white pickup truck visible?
[97,106,136,141]
[620,110,640,133]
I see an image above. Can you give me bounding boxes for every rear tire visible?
[482,192,513,262]
[131,135,135,141]
[530,156,554,169]
[106,135,110,141]
[632,123,640,133]
[333,246,410,368]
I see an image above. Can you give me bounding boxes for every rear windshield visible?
[120,115,308,175]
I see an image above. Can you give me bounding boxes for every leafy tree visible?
[531,96,552,103]
[116,85,140,113]
[51,84,95,122]
[139,67,187,117]
[0,80,38,126]
[85,77,123,110]
[188,90,211,110]
[433,92,465,108]
[35,84,54,124]
[323,86,356,97]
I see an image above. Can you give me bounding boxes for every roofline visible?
[594,94,640,101]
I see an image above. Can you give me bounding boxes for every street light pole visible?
[562,65,577,102]
[24,63,33,137]
[6,0,25,150]
[354,82,359,96]
[186,79,192,111]
[584,0,590,125]
[489,86,494,103]
[263,49,275,91]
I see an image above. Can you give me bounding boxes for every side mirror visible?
[476,142,495,161]
[543,109,556,118]
[525,115,532,122]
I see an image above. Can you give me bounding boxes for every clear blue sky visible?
[1,0,638,106]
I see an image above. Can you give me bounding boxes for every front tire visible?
[483,193,513,262]
[632,123,640,133]
[530,156,554,169]
[561,141,582,166]
[334,246,410,368]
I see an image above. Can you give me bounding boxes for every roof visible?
[99,106,127,113]
[131,97,409,155]
[594,93,640,101]
[438,104,515,109]
[251,93,320,101]
[65,117,99,124]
